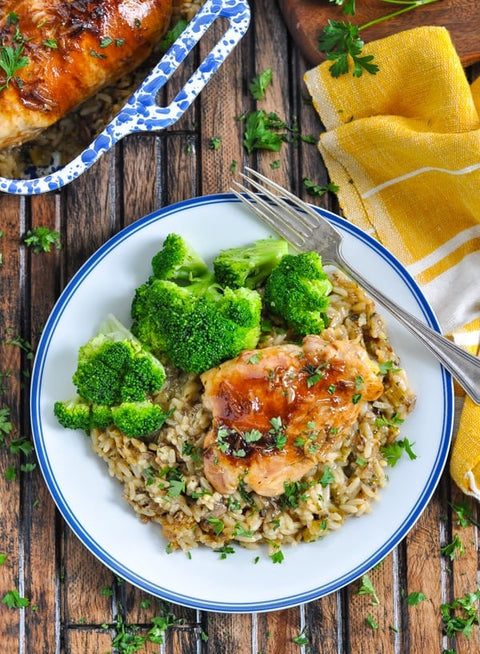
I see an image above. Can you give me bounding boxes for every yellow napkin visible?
[304,25,480,498]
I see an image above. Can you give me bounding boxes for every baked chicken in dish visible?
[201,335,384,497]
[0,0,172,149]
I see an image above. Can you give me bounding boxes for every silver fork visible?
[231,167,480,405]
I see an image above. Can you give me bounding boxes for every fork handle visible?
[338,259,480,405]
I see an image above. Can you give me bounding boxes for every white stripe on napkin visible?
[421,250,480,334]
[361,162,480,199]
[408,224,480,277]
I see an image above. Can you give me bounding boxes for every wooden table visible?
[1,2,479,652]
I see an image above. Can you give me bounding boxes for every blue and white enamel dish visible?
[0,0,250,195]
[30,195,454,613]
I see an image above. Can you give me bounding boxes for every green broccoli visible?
[263,251,333,336]
[54,396,92,432]
[131,277,262,374]
[72,314,166,405]
[213,237,289,289]
[151,232,209,283]
[54,315,168,439]
[111,401,171,439]
[131,235,264,374]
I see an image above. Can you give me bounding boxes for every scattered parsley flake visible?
[405,591,427,606]
[2,589,30,609]
[441,534,465,561]
[248,67,273,100]
[23,227,61,253]
[358,574,380,605]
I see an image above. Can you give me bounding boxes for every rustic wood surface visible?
[1,1,479,652]
[278,0,480,67]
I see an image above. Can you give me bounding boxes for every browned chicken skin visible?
[201,335,384,497]
[0,0,172,149]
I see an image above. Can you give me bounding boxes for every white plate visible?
[30,194,454,613]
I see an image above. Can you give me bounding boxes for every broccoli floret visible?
[111,401,171,438]
[213,237,289,289]
[72,314,166,405]
[90,404,113,430]
[151,233,209,283]
[131,278,262,374]
[54,315,169,439]
[264,251,333,336]
[53,396,92,432]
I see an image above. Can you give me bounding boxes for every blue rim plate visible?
[30,193,454,613]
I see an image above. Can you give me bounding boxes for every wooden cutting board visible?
[278,0,480,67]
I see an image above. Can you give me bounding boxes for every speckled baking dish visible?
[0,0,250,195]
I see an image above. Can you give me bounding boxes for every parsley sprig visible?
[0,13,29,91]
[319,0,443,77]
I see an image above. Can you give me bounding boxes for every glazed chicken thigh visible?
[201,335,384,497]
[0,0,172,149]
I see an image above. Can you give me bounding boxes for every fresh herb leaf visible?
[233,523,254,538]
[405,591,427,606]
[292,626,309,645]
[207,516,224,536]
[329,0,356,14]
[248,67,273,100]
[244,429,263,443]
[378,360,402,375]
[159,19,188,53]
[318,20,378,78]
[381,438,417,467]
[2,589,30,608]
[303,177,339,197]
[320,465,334,487]
[358,574,380,605]
[243,110,284,154]
[440,589,480,638]
[208,136,221,150]
[449,500,480,529]
[167,477,186,497]
[441,534,465,561]
[365,613,379,629]
[0,41,28,91]
[23,227,61,253]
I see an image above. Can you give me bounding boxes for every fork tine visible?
[230,181,306,250]
[243,166,329,230]
[238,173,313,236]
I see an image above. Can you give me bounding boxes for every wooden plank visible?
[23,193,62,654]
[257,608,303,654]
[0,193,25,652]
[403,484,445,652]
[197,11,247,195]
[66,628,112,654]
[122,135,160,225]
[202,611,253,653]
[305,594,342,653]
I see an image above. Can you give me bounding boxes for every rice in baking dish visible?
[0,1,206,179]
[90,269,416,555]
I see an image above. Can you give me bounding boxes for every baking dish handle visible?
[0,0,250,195]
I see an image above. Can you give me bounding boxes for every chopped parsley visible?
[248,67,273,100]
[381,438,417,467]
[357,574,380,605]
[2,589,30,608]
[440,589,480,638]
[320,465,335,487]
[207,516,224,536]
[23,227,62,253]
[441,534,465,561]
[405,591,427,606]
